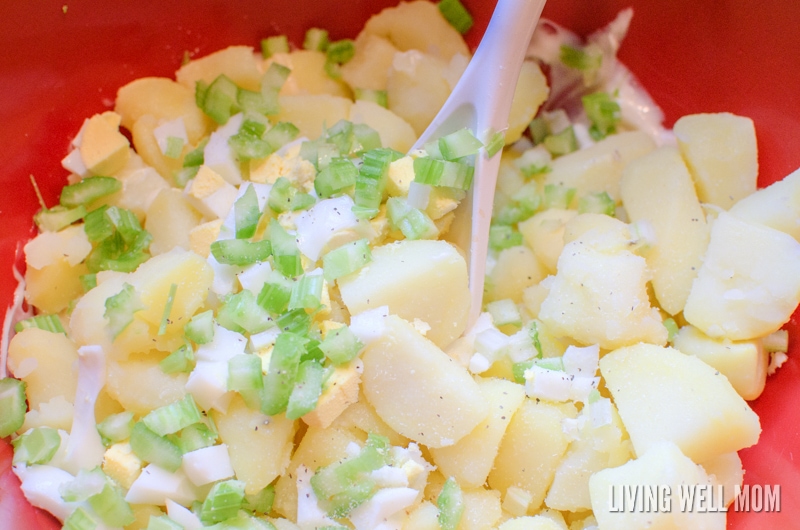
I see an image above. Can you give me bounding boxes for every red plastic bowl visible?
[1,1,798,528]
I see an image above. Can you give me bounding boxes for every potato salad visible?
[3,1,800,530]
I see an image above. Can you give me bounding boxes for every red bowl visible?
[1,1,798,528]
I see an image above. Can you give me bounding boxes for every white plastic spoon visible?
[409,0,546,326]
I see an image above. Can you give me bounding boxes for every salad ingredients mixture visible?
[2,1,800,529]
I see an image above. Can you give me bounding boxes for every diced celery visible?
[386,197,439,240]
[130,422,184,472]
[438,128,483,161]
[288,272,324,311]
[218,290,275,335]
[175,422,218,454]
[438,0,474,34]
[228,354,265,393]
[261,35,289,58]
[413,157,474,190]
[199,74,241,124]
[269,220,303,278]
[84,205,115,242]
[543,183,577,210]
[97,411,135,446]
[663,317,679,343]
[11,427,60,465]
[318,326,363,365]
[560,44,602,71]
[60,468,107,502]
[314,157,358,198]
[34,204,87,232]
[185,310,215,345]
[261,62,291,115]
[528,116,548,145]
[60,176,122,208]
[80,273,97,292]
[263,121,299,151]
[183,138,207,167]
[354,89,388,108]
[157,283,178,336]
[104,283,143,339]
[353,148,402,219]
[512,360,535,384]
[529,320,544,358]
[256,270,294,315]
[303,28,329,51]
[582,92,621,140]
[268,177,315,213]
[437,477,465,530]
[211,239,272,267]
[483,128,506,157]
[286,360,326,420]
[275,308,312,335]
[234,185,261,240]
[535,356,565,372]
[14,314,65,334]
[322,238,372,282]
[63,506,99,530]
[578,191,615,216]
[88,478,135,527]
[488,224,523,251]
[228,124,272,160]
[326,39,355,64]
[243,484,275,515]
[143,395,202,436]
[200,480,247,525]
[543,126,579,156]
[352,123,382,153]
[261,332,307,415]
[146,515,183,530]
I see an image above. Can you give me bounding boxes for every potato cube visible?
[589,441,726,530]
[683,211,800,340]
[361,315,488,448]
[7,328,78,411]
[176,45,262,92]
[460,488,503,530]
[729,166,800,240]
[340,33,398,91]
[267,50,351,98]
[506,61,549,144]
[537,219,668,349]
[131,114,184,181]
[485,246,546,304]
[674,112,758,209]
[519,208,577,274]
[544,131,655,202]
[24,257,89,314]
[105,356,188,415]
[338,239,469,349]
[212,395,296,495]
[700,452,743,507]
[145,188,203,255]
[672,325,768,400]
[361,0,469,60]
[115,77,211,144]
[487,399,576,511]
[599,343,761,463]
[386,50,451,136]
[620,146,710,315]
[430,377,525,489]
[273,94,353,141]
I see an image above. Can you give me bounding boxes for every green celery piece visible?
[261,332,308,415]
[438,477,465,530]
[142,394,202,436]
[528,116,548,145]
[60,176,122,208]
[286,360,326,420]
[386,197,439,240]
[63,506,99,530]
[488,224,523,251]
[268,177,315,213]
[104,283,143,339]
[129,422,183,472]
[14,314,65,334]
[352,147,402,219]
[263,122,299,151]
[261,35,289,58]
[438,0,474,34]
[543,183,577,210]
[512,360,535,384]
[352,123,382,153]
[303,28,329,51]
[326,39,355,65]
[318,326,363,365]
[11,427,61,465]
[96,411,135,446]
[84,205,115,242]
[543,126,579,157]
[227,354,265,393]
[354,88,388,108]
[183,138,208,167]
[201,74,241,124]
[560,44,602,71]
[438,128,483,161]
[243,484,275,515]
[412,157,474,190]
[314,157,358,198]
[269,220,303,278]
[146,515,183,530]
[211,239,272,266]
[200,480,247,526]
[185,309,215,344]
[256,270,294,315]
[234,184,261,239]
[34,204,87,232]
[275,308,312,335]
[157,283,178,336]
[322,238,372,282]
[88,478,136,527]
[578,191,616,215]
[582,92,621,140]
[287,272,324,311]
[175,423,218,454]
[217,290,275,335]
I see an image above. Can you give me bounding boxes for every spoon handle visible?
[414,0,546,326]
